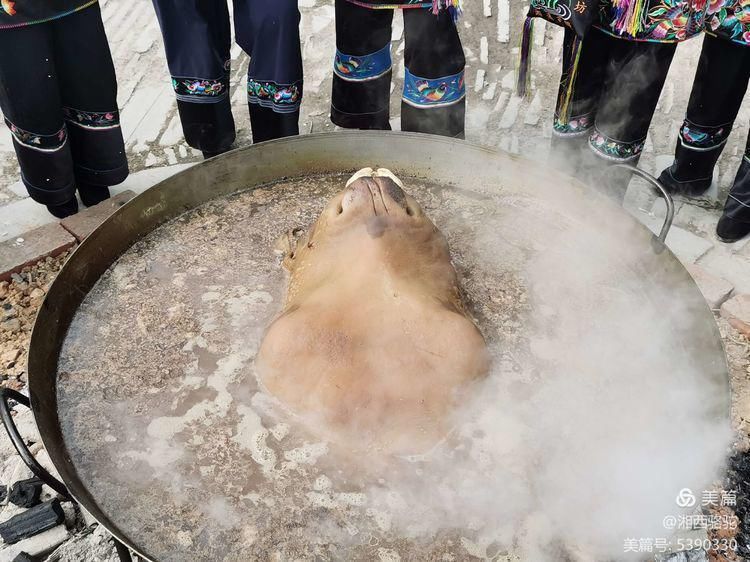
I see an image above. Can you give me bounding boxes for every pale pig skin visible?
[256,169,489,456]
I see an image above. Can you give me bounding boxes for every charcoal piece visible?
[0,500,64,544]
[9,478,43,508]
[12,553,35,562]
[0,483,7,503]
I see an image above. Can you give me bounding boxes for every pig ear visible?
[274,227,305,269]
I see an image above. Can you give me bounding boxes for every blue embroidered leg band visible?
[333,43,392,82]
[679,119,733,152]
[402,68,465,109]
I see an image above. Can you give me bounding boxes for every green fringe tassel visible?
[556,35,583,126]
[516,16,534,98]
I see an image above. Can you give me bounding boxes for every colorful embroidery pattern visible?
[62,107,120,130]
[679,120,731,149]
[5,119,67,152]
[589,130,645,161]
[402,68,465,108]
[528,0,598,35]
[1,1,17,16]
[334,45,392,82]
[171,76,229,103]
[346,0,430,7]
[531,0,574,22]
[0,1,98,30]
[707,0,750,45]
[247,79,302,113]
[596,0,708,42]
[553,112,594,136]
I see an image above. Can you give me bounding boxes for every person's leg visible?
[401,7,465,138]
[550,28,611,174]
[659,35,750,196]
[330,0,394,130]
[0,23,78,217]
[583,38,677,201]
[52,3,128,207]
[717,132,750,242]
[152,0,234,156]
[234,0,303,143]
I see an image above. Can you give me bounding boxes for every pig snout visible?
[342,168,409,216]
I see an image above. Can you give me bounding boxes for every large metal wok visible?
[0,132,730,561]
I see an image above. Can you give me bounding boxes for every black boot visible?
[78,183,111,207]
[202,147,231,160]
[658,122,730,197]
[46,198,79,218]
[716,155,750,243]
[249,105,299,143]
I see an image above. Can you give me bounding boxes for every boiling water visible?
[58,173,729,561]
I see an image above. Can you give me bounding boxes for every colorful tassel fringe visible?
[516,16,534,99]
[556,35,583,126]
[612,0,646,37]
[432,0,462,21]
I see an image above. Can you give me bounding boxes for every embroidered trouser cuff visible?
[154,0,303,148]
[7,121,76,206]
[331,0,466,137]
[553,28,676,198]
[331,0,394,130]
[662,35,750,193]
[0,3,127,206]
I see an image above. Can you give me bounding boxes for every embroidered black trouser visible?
[658,35,750,195]
[552,28,676,198]
[0,3,127,206]
[331,0,466,138]
[152,0,303,152]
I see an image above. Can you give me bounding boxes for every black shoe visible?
[202,148,230,159]
[78,184,111,207]
[657,166,712,197]
[46,198,79,219]
[716,215,750,243]
[716,149,750,243]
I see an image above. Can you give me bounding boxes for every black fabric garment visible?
[717,134,750,241]
[552,28,676,199]
[332,0,394,130]
[0,0,96,29]
[659,35,750,195]
[331,0,466,138]
[527,0,598,38]
[152,0,303,151]
[0,3,127,207]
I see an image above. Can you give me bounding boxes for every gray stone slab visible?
[0,223,75,282]
[60,191,137,242]
[685,264,734,310]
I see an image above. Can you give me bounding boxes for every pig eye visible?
[405,205,414,216]
[337,203,343,215]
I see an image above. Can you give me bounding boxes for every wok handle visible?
[0,388,71,500]
[0,389,136,561]
[613,163,674,246]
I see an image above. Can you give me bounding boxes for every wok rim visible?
[25,131,732,560]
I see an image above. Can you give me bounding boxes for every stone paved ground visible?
[0,0,749,291]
